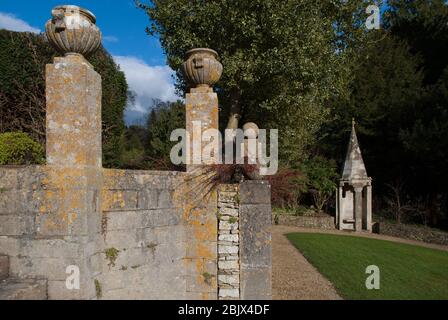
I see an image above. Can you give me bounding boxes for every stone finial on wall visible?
[45,5,102,168]
[45,5,102,57]
[182,48,223,90]
[183,48,222,171]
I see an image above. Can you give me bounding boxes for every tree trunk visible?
[226,88,242,129]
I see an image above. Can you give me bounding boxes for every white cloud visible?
[114,55,179,124]
[0,12,40,33]
[103,35,119,43]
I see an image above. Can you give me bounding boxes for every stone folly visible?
[336,120,373,232]
[0,5,272,300]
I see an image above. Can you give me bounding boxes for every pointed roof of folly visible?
[342,119,369,181]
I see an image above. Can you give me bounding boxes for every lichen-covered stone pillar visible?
[46,55,102,168]
[185,87,219,171]
[37,5,103,299]
[239,181,272,300]
[182,48,222,172]
[354,187,363,232]
[181,48,223,299]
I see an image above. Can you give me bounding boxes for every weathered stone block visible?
[0,278,47,300]
[218,234,239,243]
[219,288,239,299]
[218,191,238,203]
[17,239,81,259]
[47,277,96,300]
[218,275,239,285]
[239,204,271,267]
[239,200,272,300]
[239,267,272,300]
[218,260,239,270]
[219,207,239,216]
[219,220,238,231]
[0,215,35,236]
[9,256,82,281]
[102,190,138,211]
[137,189,158,209]
[0,255,9,280]
[218,245,239,255]
[239,181,271,205]
[0,169,18,190]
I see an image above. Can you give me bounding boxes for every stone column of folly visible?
[43,5,103,299]
[336,120,373,232]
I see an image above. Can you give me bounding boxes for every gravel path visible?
[272,225,448,300]
[272,226,342,300]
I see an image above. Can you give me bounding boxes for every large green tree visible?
[321,0,448,227]
[0,30,128,168]
[146,100,185,170]
[138,0,376,164]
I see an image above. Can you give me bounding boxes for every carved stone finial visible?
[243,122,260,139]
[45,5,102,57]
[181,48,223,89]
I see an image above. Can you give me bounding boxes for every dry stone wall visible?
[217,185,240,300]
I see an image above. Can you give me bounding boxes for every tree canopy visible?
[138,0,378,164]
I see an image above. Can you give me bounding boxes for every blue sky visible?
[0,0,179,124]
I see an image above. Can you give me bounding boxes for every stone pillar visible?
[364,185,373,231]
[354,187,363,232]
[46,55,102,168]
[239,181,272,300]
[34,6,103,299]
[336,187,343,230]
[180,49,223,299]
[185,87,219,171]
[182,48,222,172]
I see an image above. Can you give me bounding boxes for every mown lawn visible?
[287,233,448,300]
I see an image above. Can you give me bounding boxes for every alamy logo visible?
[366,5,381,30]
[66,265,80,290]
[170,122,279,176]
[365,265,380,290]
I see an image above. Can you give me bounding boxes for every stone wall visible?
[377,221,448,246]
[0,165,98,299]
[217,185,240,300]
[239,181,272,300]
[276,214,336,230]
[0,166,271,299]
[97,169,189,299]
[216,182,272,301]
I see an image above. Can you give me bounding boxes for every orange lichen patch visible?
[174,169,218,295]
[196,242,215,260]
[101,169,127,215]
[101,169,126,190]
[35,166,102,236]
[101,190,125,211]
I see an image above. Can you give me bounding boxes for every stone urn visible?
[45,5,102,57]
[182,48,223,88]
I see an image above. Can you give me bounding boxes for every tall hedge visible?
[0,30,128,168]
